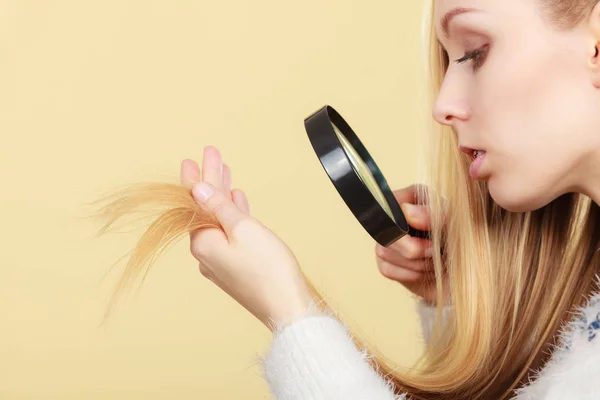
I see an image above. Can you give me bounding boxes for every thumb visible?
[192,181,247,235]
[400,203,431,231]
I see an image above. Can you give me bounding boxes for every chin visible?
[487,175,552,213]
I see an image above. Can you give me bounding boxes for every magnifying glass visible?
[304,105,429,247]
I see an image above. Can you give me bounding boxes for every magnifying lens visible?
[304,105,429,247]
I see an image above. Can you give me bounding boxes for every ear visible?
[588,2,600,87]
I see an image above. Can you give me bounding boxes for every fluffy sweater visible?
[259,275,600,400]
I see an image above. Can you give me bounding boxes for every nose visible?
[432,80,471,126]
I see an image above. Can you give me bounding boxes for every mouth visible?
[459,146,487,179]
[459,146,486,160]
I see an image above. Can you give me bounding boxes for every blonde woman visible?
[97,0,600,398]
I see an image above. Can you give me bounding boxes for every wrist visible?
[264,288,315,332]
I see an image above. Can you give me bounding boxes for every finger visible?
[392,184,426,206]
[383,235,432,260]
[394,185,449,226]
[183,159,222,252]
[232,188,251,216]
[192,181,248,236]
[376,252,433,273]
[181,159,201,187]
[202,145,224,191]
[223,163,232,200]
[376,243,432,272]
[400,203,431,231]
[377,259,425,283]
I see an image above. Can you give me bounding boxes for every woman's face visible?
[433,0,600,212]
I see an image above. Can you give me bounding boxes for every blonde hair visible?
[93,1,600,399]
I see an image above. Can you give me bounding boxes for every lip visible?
[469,152,486,179]
[459,146,487,180]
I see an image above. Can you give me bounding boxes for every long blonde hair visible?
[93,1,600,399]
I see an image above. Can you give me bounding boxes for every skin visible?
[181,1,600,326]
[376,0,600,302]
[181,148,312,330]
[433,0,600,212]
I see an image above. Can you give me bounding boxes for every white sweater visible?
[259,274,600,400]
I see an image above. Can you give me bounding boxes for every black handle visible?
[407,226,430,240]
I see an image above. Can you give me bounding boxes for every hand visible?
[181,146,313,330]
[374,185,447,306]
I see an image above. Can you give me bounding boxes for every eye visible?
[454,44,490,71]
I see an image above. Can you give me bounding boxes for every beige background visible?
[0,1,431,398]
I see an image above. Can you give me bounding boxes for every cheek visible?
[475,46,553,152]
[472,44,587,210]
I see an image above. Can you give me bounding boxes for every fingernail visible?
[193,182,214,202]
[424,247,434,258]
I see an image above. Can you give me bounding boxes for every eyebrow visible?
[441,7,480,38]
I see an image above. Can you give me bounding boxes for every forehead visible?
[435,0,505,15]
[434,0,525,35]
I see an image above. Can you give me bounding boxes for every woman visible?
[97,0,600,398]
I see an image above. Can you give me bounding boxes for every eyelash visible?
[454,45,489,70]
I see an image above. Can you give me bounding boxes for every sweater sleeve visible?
[259,304,407,400]
[415,299,453,344]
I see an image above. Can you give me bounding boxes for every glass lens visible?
[331,122,394,220]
